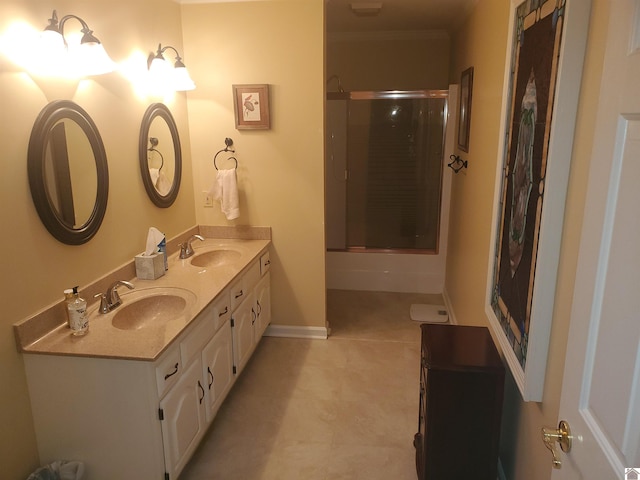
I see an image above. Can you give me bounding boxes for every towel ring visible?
[213,151,238,170]
[148,144,164,171]
[213,137,238,170]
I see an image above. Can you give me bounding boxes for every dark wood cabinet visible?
[414,324,505,480]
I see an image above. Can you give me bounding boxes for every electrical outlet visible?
[203,191,213,207]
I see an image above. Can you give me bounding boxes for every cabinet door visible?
[255,272,271,340]
[231,292,256,376]
[202,320,234,423]
[159,358,206,479]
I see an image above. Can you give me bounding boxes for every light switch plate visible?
[203,191,213,207]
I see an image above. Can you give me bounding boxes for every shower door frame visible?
[329,89,449,255]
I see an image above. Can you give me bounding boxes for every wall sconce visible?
[39,10,115,76]
[147,44,195,92]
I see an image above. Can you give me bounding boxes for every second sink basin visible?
[110,287,197,331]
[190,249,241,268]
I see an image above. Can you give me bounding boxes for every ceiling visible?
[325,0,478,34]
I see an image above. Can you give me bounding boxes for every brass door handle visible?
[542,420,572,469]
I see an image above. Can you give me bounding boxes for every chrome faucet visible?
[95,280,134,314]
[179,234,204,259]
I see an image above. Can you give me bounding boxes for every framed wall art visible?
[457,66,473,152]
[486,0,591,401]
[232,84,271,130]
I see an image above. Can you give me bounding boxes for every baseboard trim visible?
[441,287,458,325]
[264,325,328,340]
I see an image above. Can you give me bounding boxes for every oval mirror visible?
[139,103,182,208]
[28,100,109,245]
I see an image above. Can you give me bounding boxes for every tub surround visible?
[14,225,271,361]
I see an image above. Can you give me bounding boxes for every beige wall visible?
[0,1,195,477]
[181,0,326,329]
[447,1,609,479]
[326,31,450,91]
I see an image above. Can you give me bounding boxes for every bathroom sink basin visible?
[110,288,196,331]
[190,249,241,268]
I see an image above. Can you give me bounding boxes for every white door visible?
[552,1,640,477]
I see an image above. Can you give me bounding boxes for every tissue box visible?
[135,253,165,280]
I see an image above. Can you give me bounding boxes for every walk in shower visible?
[326,90,448,252]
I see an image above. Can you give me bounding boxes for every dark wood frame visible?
[138,103,182,208]
[232,84,271,130]
[27,100,109,245]
[457,67,474,152]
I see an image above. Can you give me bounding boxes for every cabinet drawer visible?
[260,251,271,276]
[193,290,231,337]
[181,313,216,367]
[156,347,181,398]
[229,277,245,312]
[244,260,260,291]
[230,261,260,311]
[209,289,231,332]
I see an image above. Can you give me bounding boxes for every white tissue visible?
[145,227,165,256]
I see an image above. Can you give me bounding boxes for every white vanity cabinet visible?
[230,256,271,376]
[160,291,232,479]
[23,250,272,480]
[161,319,235,477]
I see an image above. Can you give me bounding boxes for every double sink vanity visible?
[15,228,271,480]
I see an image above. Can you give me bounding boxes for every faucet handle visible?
[107,280,134,308]
[180,235,204,259]
[94,293,108,314]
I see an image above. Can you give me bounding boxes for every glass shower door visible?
[345,93,447,251]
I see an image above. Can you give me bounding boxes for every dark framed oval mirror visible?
[139,103,182,208]
[28,100,109,245]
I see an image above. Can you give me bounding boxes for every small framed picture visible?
[458,67,474,152]
[232,84,271,130]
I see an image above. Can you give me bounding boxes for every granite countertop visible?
[17,237,270,361]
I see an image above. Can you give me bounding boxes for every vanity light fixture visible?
[40,10,115,76]
[147,44,196,92]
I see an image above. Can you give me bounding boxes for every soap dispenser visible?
[65,286,89,336]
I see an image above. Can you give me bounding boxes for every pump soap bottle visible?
[65,286,89,336]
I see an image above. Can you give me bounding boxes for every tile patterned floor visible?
[180,289,444,480]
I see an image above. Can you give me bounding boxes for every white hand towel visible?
[209,169,239,220]
[155,170,172,196]
[149,168,160,187]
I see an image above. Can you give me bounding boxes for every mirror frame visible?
[27,100,109,245]
[138,103,182,208]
